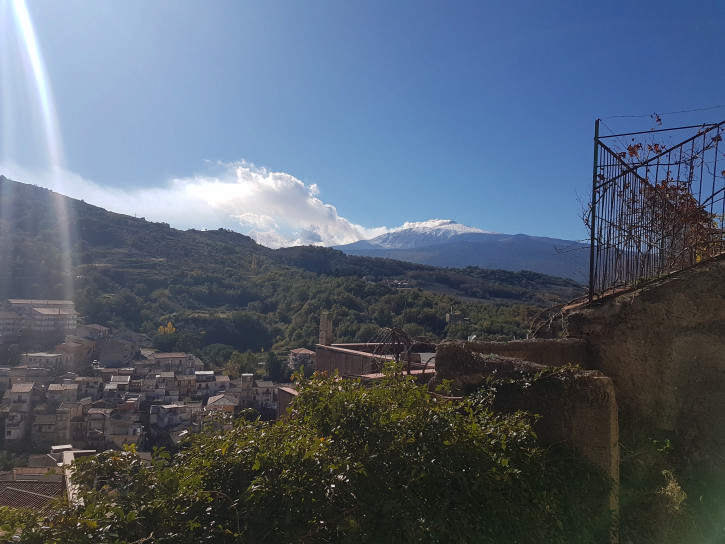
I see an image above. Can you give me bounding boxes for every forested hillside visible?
[0,177,584,355]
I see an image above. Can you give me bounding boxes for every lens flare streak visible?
[1,0,75,301]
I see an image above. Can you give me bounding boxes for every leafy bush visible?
[0,367,610,543]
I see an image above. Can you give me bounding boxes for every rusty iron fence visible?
[589,119,725,301]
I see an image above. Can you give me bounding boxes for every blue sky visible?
[2,0,725,247]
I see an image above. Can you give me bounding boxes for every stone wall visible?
[464,337,589,367]
[426,253,725,542]
[565,254,725,466]
[433,342,618,502]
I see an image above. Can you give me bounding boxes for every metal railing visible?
[589,119,725,300]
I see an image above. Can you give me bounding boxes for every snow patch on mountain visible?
[368,219,498,249]
[392,219,493,236]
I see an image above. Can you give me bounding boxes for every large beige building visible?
[6,300,78,335]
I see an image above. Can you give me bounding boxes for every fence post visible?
[589,119,600,302]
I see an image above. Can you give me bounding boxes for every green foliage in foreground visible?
[0,368,610,543]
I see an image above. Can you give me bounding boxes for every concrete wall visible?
[315,344,388,376]
[277,387,298,419]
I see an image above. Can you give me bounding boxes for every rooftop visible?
[290,348,315,355]
[11,383,34,393]
[8,299,74,305]
[33,308,78,316]
[0,481,64,509]
[153,352,192,359]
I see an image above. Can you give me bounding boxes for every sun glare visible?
[2,0,75,301]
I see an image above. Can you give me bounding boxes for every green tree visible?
[110,288,144,329]
[174,332,200,353]
[198,343,235,369]
[0,368,610,544]
[264,350,286,382]
[5,344,20,366]
[224,350,258,378]
[151,331,177,352]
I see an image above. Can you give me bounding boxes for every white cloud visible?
[0,160,389,248]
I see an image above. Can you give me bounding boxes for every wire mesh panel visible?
[589,120,725,300]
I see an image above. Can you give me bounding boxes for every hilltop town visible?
[0,299,314,456]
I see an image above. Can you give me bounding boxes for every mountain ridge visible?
[334,220,589,282]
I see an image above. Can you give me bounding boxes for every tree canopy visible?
[0,366,610,543]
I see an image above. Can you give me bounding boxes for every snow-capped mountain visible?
[355,219,497,249]
[334,220,589,283]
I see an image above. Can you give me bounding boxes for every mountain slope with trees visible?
[0,176,584,357]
